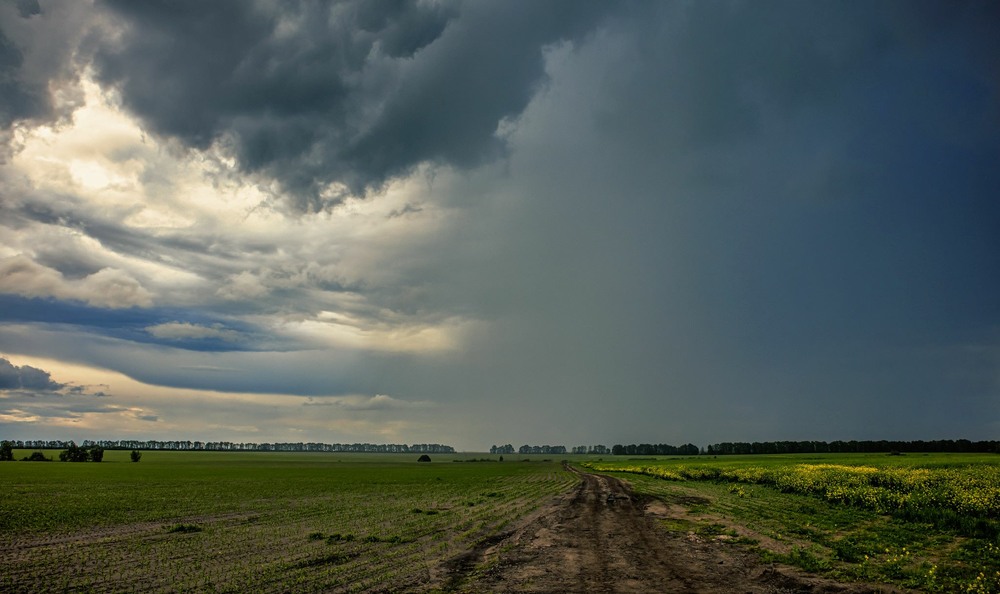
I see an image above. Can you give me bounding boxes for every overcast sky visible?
[1,1,998,450]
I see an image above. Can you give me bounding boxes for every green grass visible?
[1,451,576,592]
[585,453,1000,593]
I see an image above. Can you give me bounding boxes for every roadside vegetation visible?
[585,453,1000,593]
[1,450,574,593]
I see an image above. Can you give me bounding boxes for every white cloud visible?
[77,267,153,308]
[216,271,268,301]
[303,394,433,411]
[145,322,239,341]
[0,254,152,308]
[3,70,474,352]
[278,312,482,353]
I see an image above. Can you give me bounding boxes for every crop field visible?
[585,453,1000,593]
[1,451,575,593]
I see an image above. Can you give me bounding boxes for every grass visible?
[1,450,575,593]
[585,452,1000,593]
[8,450,998,592]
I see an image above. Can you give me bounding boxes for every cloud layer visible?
[0,1,997,448]
[0,356,64,391]
[87,0,611,210]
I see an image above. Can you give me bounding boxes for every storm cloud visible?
[0,356,63,391]
[0,1,997,448]
[92,0,611,210]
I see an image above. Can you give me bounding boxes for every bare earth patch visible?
[439,465,910,593]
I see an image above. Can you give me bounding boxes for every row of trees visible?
[609,440,1000,456]
[8,438,997,458]
[611,443,701,456]
[520,444,566,454]
[571,445,610,454]
[490,444,612,455]
[489,440,1000,458]
[5,439,454,454]
[706,439,1000,455]
[59,443,104,462]
[1,441,141,462]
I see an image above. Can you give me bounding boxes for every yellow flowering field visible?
[587,460,1000,522]
[584,454,1000,592]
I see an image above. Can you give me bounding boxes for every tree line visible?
[706,439,1000,455]
[489,444,573,455]
[612,443,700,456]
[4,439,455,454]
[0,440,142,462]
[490,440,1000,458]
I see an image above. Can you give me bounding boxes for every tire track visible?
[440,464,909,593]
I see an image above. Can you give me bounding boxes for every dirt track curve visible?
[440,465,906,594]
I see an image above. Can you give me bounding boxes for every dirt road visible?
[441,465,904,593]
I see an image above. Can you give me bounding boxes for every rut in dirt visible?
[440,465,906,594]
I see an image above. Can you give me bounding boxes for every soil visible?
[439,465,909,594]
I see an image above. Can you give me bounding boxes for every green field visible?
[585,453,1000,593]
[4,450,999,593]
[1,451,574,593]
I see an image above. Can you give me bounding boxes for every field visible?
[585,453,1000,593]
[4,450,999,593]
[1,451,574,593]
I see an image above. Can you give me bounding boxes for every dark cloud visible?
[0,28,42,127]
[0,1,96,138]
[15,0,40,19]
[1,2,998,447]
[0,356,64,391]
[0,295,269,353]
[350,0,1000,445]
[93,0,611,210]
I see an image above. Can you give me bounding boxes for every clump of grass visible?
[325,533,355,543]
[307,531,325,540]
[695,523,729,536]
[764,547,832,573]
[361,534,407,544]
[166,523,202,534]
[293,552,359,569]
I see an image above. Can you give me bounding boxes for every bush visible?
[417,454,431,462]
[21,451,51,462]
[130,450,142,463]
[0,441,13,461]
[58,443,105,462]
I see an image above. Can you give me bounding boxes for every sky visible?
[0,1,998,451]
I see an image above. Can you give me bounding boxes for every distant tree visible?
[130,450,142,463]
[59,443,102,462]
[0,440,13,461]
[59,443,89,462]
[22,451,51,461]
[417,454,431,462]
